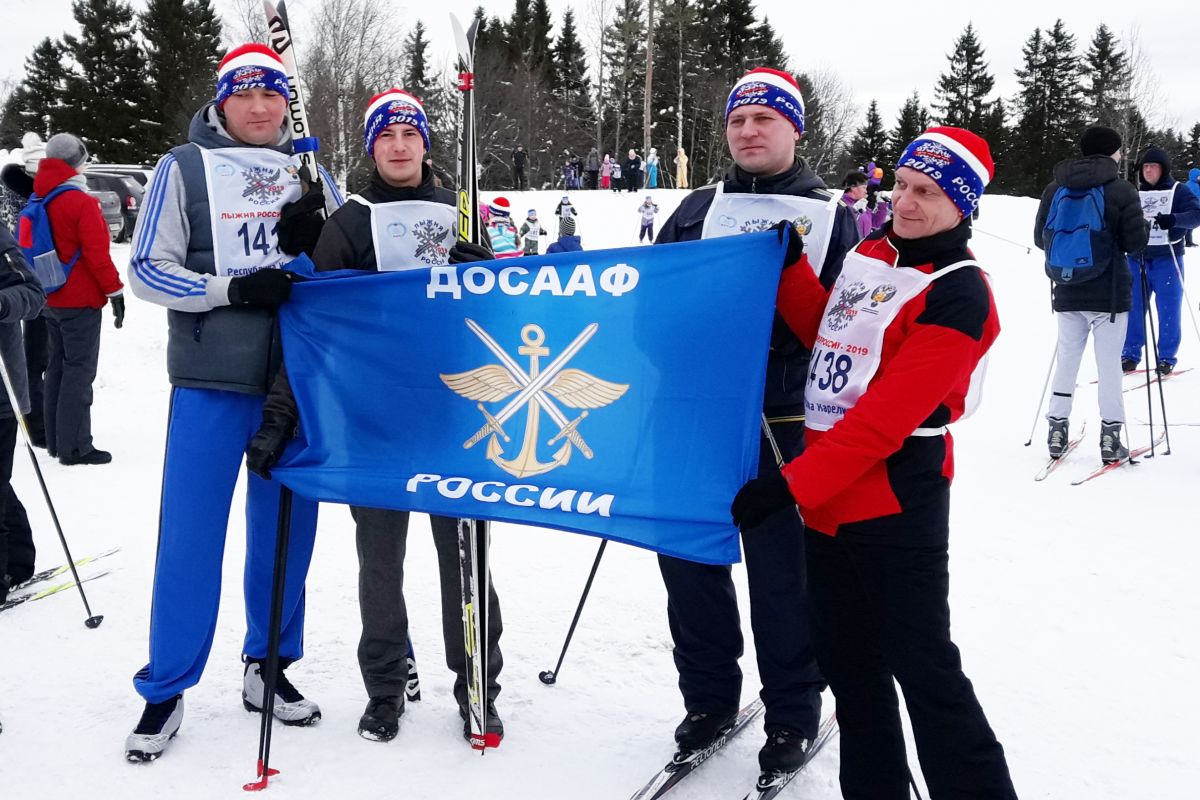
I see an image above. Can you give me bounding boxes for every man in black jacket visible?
[246,89,504,747]
[0,226,47,602]
[653,67,857,774]
[1034,125,1149,463]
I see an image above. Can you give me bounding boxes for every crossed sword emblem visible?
[441,319,628,478]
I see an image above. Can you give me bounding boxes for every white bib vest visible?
[199,147,302,277]
[348,196,457,270]
[804,250,986,435]
[1139,188,1175,247]
[701,182,840,273]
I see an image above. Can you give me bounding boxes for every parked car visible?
[86,188,125,241]
[84,171,145,242]
[90,163,154,187]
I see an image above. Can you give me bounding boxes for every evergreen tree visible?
[528,0,554,81]
[1184,122,1200,171]
[847,100,886,172]
[933,23,994,130]
[62,0,154,162]
[140,0,223,155]
[1081,24,1129,129]
[652,0,703,181]
[885,90,930,169]
[553,8,590,111]
[602,0,646,157]
[980,98,1012,193]
[13,38,72,138]
[403,20,432,99]
[1013,21,1084,194]
[749,16,787,68]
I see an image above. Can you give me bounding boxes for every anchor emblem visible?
[440,319,629,478]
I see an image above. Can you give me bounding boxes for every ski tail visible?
[263,0,320,186]
[450,13,481,246]
[2,570,111,613]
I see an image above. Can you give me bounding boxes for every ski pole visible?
[539,538,607,686]
[1140,260,1172,456]
[972,226,1032,254]
[0,335,102,628]
[1165,242,1200,345]
[1024,344,1057,446]
[244,485,292,792]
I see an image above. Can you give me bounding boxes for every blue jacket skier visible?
[1122,146,1200,374]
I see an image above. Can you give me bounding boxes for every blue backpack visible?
[17,184,82,293]
[1042,185,1112,284]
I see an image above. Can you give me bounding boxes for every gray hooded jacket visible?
[127,103,341,395]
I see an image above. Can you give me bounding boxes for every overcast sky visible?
[3,0,1197,135]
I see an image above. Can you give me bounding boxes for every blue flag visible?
[272,233,785,565]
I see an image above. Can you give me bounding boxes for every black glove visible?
[730,471,796,531]
[449,241,495,263]
[773,219,805,269]
[1154,213,1176,230]
[277,184,327,257]
[245,410,295,480]
[228,269,294,308]
[110,294,125,329]
[866,185,879,210]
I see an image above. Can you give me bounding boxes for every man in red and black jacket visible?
[31,133,124,465]
[733,127,1017,798]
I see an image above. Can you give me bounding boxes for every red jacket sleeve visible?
[775,256,828,348]
[782,315,987,510]
[70,194,124,295]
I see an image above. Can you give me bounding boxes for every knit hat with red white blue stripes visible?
[725,68,805,136]
[896,126,994,218]
[215,44,290,108]
[363,89,430,156]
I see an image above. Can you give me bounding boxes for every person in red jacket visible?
[732,127,1016,799]
[34,133,124,465]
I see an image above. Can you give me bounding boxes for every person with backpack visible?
[0,225,46,604]
[122,43,342,763]
[19,133,124,466]
[1034,126,1149,464]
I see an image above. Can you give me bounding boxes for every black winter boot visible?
[358,695,403,742]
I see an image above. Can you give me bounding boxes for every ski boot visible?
[758,726,814,773]
[1047,416,1069,459]
[674,709,737,752]
[243,659,321,726]
[358,695,404,742]
[1100,421,1129,464]
[125,694,184,762]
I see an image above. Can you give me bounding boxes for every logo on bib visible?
[413,219,451,264]
[869,284,897,306]
[792,215,813,236]
[441,321,629,479]
[738,217,775,234]
[216,164,236,177]
[240,167,287,206]
[387,222,408,238]
[825,280,869,331]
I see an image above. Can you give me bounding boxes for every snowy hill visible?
[1,190,1197,798]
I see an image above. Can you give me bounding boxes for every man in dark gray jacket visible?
[245,88,504,746]
[0,226,46,602]
[123,43,341,763]
[1034,125,1149,463]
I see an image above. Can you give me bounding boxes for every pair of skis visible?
[1033,421,1169,485]
[629,700,838,800]
[2,566,113,614]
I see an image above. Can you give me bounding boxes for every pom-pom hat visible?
[726,67,805,136]
[363,90,430,156]
[216,44,290,108]
[896,126,994,218]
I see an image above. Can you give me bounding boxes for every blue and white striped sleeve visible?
[127,153,232,312]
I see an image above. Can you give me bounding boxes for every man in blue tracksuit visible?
[1122,147,1200,375]
[123,43,342,762]
[653,67,857,774]
[1186,168,1200,247]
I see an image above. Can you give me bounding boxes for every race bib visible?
[701,183,840,274]
[200,147,302,277]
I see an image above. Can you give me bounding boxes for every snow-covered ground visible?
[1,189,1198,798]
